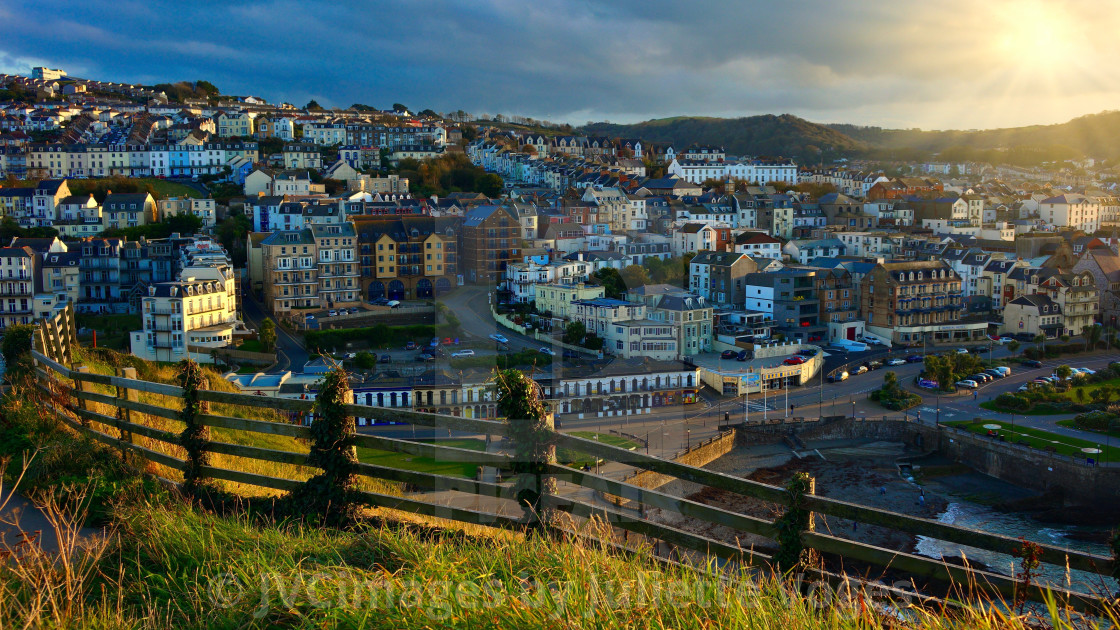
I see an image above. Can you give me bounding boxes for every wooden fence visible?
[26,310,1119,613]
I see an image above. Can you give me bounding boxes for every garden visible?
[869,371,922,410]
[981,364,1120,415]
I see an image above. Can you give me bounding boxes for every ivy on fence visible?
[495,368,556,530]
[281,366,361,526]
[176,359,212,495]
[773,472,814,572]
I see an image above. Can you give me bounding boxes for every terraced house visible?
[102,192,155,230]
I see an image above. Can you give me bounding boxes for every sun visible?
[991,1,1085,77]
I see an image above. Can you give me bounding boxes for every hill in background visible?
[579,110,1120,167]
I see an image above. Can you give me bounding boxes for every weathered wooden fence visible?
[26,309,1119,613]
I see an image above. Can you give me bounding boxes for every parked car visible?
[451,350,475,358]
[854,365,869,375]
[404,341,418,351]
[416,353,435,362]
[860,336,883,345]
[956,348,969,354]
[379,354,392,364]
[386,300,401,308]
[736,350,749,361]
[990,366,1011,376]
[562,349,580,359]
[783,356,806,366]
[1023,359,1043,368]
[538,347,556,356]
[721,350,738,360]
[829,371,850,382]
[328,309,338,317]
[798,348,816,356]
[343,352,357,360]
[304,314,316,321]
[1079,367,1096,375]
[956,380,978,389]
[867,359,884,370]
[887,358,907,366]
[1017,384,1032,392]
[906,355,924,363]
[489,333,509,344]
[983,369,1004,379]
[998,336,1014,344]
[430,337,441,348]
[969,373,991,383]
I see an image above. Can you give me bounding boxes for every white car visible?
[887,358,907,366]
[1079,367,1096,375]
[956,379,979,389]
[956,348,969,354]
[860,337,882,345]
[998,336,1014,344]
[328,309,338,317]
[489,333,509,344]
[451,350,475,358]
[538,347,555,356]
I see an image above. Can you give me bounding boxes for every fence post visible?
[495,369,556,531]
[282,367,360,525]
[773,472,815,572]
[177,359,212,495]
[73,365,93,427]
[115,367,139,453]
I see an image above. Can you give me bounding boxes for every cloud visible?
[2,0,1118,129]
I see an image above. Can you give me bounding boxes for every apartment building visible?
[689,251,758,307]
[860,260,986,344]
[0,246,38,329]
[354,216,459,301]
[102,192,155,230]
[534,283,605,320]
[626,284,714,356]
[461,205,521,283]
[261,229,318,316]
[311,222,360,308]
[131,278,235,363]
[569,297,679,360]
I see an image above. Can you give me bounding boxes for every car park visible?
[1023,359,1043,368]
[906,355,924,363]
[489,333,509,344]
[956,380,978,389]
[783,356,806,366]
[451,350,475,358]
[539,347,556,356]
[887,358,907,366]
[721,350,738,360]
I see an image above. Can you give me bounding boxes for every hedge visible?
[305,323,436,352]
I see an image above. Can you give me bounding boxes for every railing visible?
[25,310,1118,613]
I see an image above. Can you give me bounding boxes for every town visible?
[4,61,1120,624]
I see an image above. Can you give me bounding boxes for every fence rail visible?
[25,306,1119,613]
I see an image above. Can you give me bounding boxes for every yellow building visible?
[534,283,605,319]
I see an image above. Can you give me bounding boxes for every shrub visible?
[1072,409,1119,431]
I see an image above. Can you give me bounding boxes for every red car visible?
[783,356,806,366]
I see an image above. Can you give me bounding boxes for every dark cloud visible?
[1,0,1116,128]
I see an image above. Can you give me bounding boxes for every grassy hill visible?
[581,114,869,161]
[580,109,1120,167]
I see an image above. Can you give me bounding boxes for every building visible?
[130,278,236,363]
[1002,294,1065,339]
[816,267,862,343]
[860,260,986,345]
[570,297,679,360]
[1034,269,1098,338]
[311,222,360,309]
[102,192,155,230]
[461,205,521,283]
[159,197,217,228]
[533,283,605,319]
[353,216,460,301]
[689,251,758,307]
[260,229,318,317]
[730,231,782,259]
[1039,194,1100,233]
[282,143,322,169]
[626,284,714,356]
[537,357,701,417]
[742,269,825,343]
[0,246,38,329]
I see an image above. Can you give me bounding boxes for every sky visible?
[2,0,1118,130]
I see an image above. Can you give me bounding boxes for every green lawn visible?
[1065,376,1120,401]
[569,431,640,450]
[1057,418,1120,439]
[144,178,204,199]
[357,437,487,479]
[946,420,1117,463]
[238,339,265,353]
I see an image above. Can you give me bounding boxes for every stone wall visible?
[617,429,739,500]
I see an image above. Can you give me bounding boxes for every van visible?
[992,366,1011,377]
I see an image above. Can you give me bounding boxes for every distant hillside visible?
[580,114,868,161]
[830,110,1120,164]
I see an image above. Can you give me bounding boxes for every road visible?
[438,287,542,352]
[239,291,308,372]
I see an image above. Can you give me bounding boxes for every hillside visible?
[580,114,868,161]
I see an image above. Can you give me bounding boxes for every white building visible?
[130,278,237,363]
[1039,194,1101,233]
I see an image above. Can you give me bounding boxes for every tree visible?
[259,318,277,353]
[1074,387,1087,404]
[882,371,900,397]
[461,124,478,143]
[1008,340,1021,354]
[354,351,376,370]
[392,103,409,113]
[1,323,35,369]
[1084,323,1103,351]
[592,268,627,299]
[562,321,586,345]
[1033,334,1046,352]
[305,99,323,111]
[619,265,650,290]
[195,80,219,96]
[1055,365,1072,381]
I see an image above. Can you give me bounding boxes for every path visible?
[0,487,101,555]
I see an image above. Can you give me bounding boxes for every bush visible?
[305,323,435,352]
[1072,410,1119,431]
[1,323,35,367]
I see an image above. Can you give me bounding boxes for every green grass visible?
[978,400,1069,415]
[1057,418,1120,439]
[946,420,1117,462]
[1064,376,1120,401]
[144,178,204,198]
[569,431,640,450]
[357,438,487,479]
[237,339,265,353]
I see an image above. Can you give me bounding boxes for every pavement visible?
[0,486,102,556]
